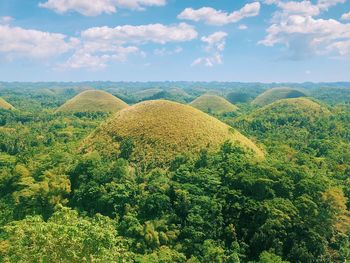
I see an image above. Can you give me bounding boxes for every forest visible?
[1,82,350,262]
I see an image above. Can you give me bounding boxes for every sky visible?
[0,0,350,82]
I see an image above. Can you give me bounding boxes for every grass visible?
[246,98,330,122]
[56,90,128,113]
[84,100,264,167]
[252,87,306,106]
[0,97,14,110]
[190,94,238,114]
[133,88,163,100]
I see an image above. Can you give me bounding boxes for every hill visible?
[133,88,163,101]
[144,88,193,103]
[250,98,330,120]
[84,100,264,167]
[252,87,306,106]
[56,90,128,113]
[190,94,238,114]
[0,97,14,110]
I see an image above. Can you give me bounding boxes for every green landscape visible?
[1,82,350,262]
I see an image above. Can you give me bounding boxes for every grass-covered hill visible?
[133,88,164,101]
[252,87,306,106]
[84,100,264,167]
[56,90,128,114]
[246,98,330,123]
[0,97,14,110]
[235,98,334,160]
[190,94,238,114]
[143,88,193,103]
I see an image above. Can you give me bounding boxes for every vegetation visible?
[84,100,263,168]
[252,88,306,106]
[56,90,128,114]
[190,94,238,115]
[1,82,350,262]
[0,98,14,110]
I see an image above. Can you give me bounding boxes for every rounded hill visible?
[56,90,128,113]
[0,97,14,110]
[252,87,306,106]
[84,100,264,167]
[190,94,238,114]
[241,98,330,127]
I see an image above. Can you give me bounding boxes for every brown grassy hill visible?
[190,94,238,114]
[56,90,128,113]
[241,98,330,126]
[252,87,306,106]
[84,100,264,167]
[0,97,14,110]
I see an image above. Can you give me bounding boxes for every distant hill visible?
[133,88,164,101]
[144,88,193,103]
[83,100,264,167]
[239,98,330,130]
[252,88,306,106]
[56,90,128,113]
[190,94,238,114]
[0,97,14,110]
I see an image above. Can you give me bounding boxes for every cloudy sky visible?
[0,0,350,82]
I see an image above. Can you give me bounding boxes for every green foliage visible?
[0,206,133,262]
[2,84,350,262]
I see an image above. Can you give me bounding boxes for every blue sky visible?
[0,0,350,82]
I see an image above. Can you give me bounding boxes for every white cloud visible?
[115,0,166,10]
[0,24,78,59]
[154,46,183,56]
[39,0,166,16]
[62,46,139,69]
[317,0,346,10]
[260,0,350,58]
[192,31,227,67]
[178,2,260,26]
[201,31,227,51]
[341,12,350,20]
[0,16,13,24]
[63,23,196,69]
[259,15,350,58]
[81,23,198,44]
[238,24,248,30]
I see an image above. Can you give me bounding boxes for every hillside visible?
[0,97,14,110]
[190,94,238,114]
[84,100,263,167]
[252,87,306,106]
[56,90,128,113]
[144,88,193,103]
[133,88,163,101]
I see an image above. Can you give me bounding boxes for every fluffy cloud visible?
[0,24,78,59]
[0,16,13,24]
[192,32,227,67]
[39,0,166,16]
[341,12,350,20]
[260,0,350,58]
[65,23,197,69]
[81,23,198,44]
[62,46,139,69]
[178,2,260,26]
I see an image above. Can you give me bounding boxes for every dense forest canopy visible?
[1,82,350,262]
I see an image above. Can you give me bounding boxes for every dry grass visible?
[56,90,128,113]
[252,87,306,106]
[0,98,14,110]
[190,94,238,114]
[248,98,330,121]
[84,100,264,167]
